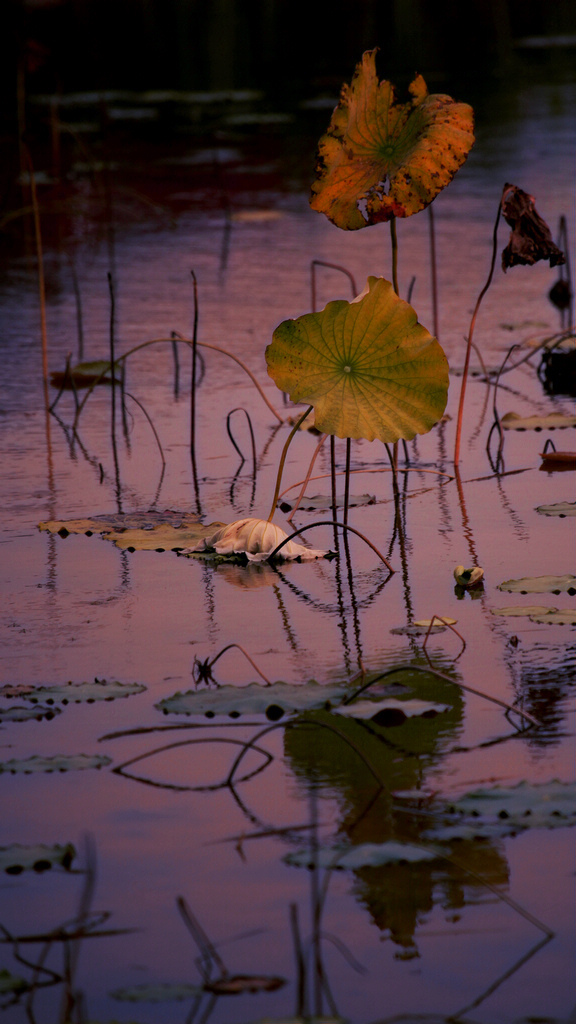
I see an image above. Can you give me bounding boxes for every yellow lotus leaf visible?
[266,276,449,443]
[310,49,475,230]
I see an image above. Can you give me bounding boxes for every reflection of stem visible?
[24,148,49,407]
[343,438,351,526]
[107,273,122,513]
[202,643,271,686]
[266,406,313,522]
[454,202,502,467]
[428,204,439,338]
[454,466,480,569]
[311,259,357,312]
[390,216,399,295]
[451,934,553,1022]
[286,433,328,523]
[267,520,395,572]
[422,615,466,662]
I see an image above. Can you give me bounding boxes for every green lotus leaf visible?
[497,574,576,595]
[50,359,120,389]
[266,277,449,442]
[284,840,438,870]
[0,679,145,704]
[156,680,349,719]
[535,501,576,517]
[0,754,112,774]
[425,780,576,842]
[310,49,474,230]
[0,843,75,874]
[111,983,203,1003]
[501,411,576,431]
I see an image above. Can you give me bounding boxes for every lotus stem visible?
[311,259,357,312]
[266,520,395,572]
[266,406,313,523]
[190,270,199,464]
[25,149,49,407]
[454,201,502,467]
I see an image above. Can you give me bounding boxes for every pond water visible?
[0,75,575,1024]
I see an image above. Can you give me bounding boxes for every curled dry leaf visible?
[501,183,566,271]
[454,566,484,587]
[310,48,474,229]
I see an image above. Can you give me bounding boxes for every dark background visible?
[2,0,576,113]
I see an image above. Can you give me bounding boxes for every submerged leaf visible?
[111,983,203,1003]
[266,276,449,443]
[501,183,566,271]
[284,840,438,870]
[498,574,576,595]
[179,517,331,563]
[157,680,349,719]
[0,754,112,774]
[310,48,474,229]
[0,679,145,704]
[0,843,75,874]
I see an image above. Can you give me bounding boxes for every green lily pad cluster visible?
[425,780,576,841]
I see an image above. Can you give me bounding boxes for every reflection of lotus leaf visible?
[426,780,576,841]
[156,680,349,718]
[266,277,449,443]
[310,49,474,229]
[501,411,576,431]
[111,983,203,1003]
[284,840,438,870]
[38,511,220,552]
[536,502,576,517]
[0,754,111,774]
[498,574,576,595]
[0,679,145,704]
[333,698,449,721]
[0,843,75,874]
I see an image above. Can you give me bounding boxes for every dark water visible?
[0,75,575,1024]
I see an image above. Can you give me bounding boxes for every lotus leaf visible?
[536,501,576,517]
[501,411,576,431]
[529,609,576,625]
[0,970,28,995]
[0,679,145,704]
[498,574,576,595]
[0,704,61,723]
[413,617,457,627]
[284,840,438,870]
[333,698,449,721]
[111,983,203,1003]
[0,842,75,874]
[0,753,112,774]
[50,359,119,389]
[425,780,576,842]
[156,681,349,718]
[180,518,331,562]
[310,49,474,229]
[38,511,222,552]
[266,277,449,443]
[279,493,376,513]
[204,974,285,995]
[490,605,556,617]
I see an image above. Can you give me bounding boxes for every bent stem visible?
[266,406,313,522]
[267,520,395,573]
[454,201,502,467]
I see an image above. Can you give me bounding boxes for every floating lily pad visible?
[180,518,331,563]
[111,983,203,1003]
[0,843,75,874]
[0,970,28,995]
[413,617,457,627]
[284,840,438,870]
[0,754,112,774]
[333,697,449,723]
[0,704,61,723]
[498,574,576,595]
[156,681,349,720]
[0,679,145,704]
[501,411,576,431]
[266,276,449,443]
[536,501,576,517]
[310,49,474,229]
[38,511,222,553]
[50,359,120,389]
[426,780,576,842]
[529,609,576,625]
[390,624,446,636]
[279,493,376,513]
[204,974,285,995]
[490,605,555,617]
